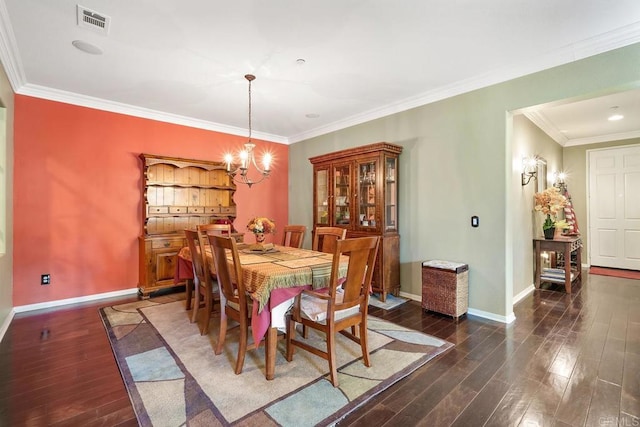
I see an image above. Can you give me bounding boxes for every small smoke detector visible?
[77,5,111,35]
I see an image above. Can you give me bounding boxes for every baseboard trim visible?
[13,288,139,313]
[467,307,516,324]
[399,291,515,324]
[513,285,535,305]
[399,291,421,302]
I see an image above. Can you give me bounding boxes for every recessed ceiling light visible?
[305,113,319,119]
[296,58,306,65]
[72,40,103,55]
[608,106,624,121]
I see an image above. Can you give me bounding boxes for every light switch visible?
[471,216,479,227]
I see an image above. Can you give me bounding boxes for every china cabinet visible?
[310,142,402,301]
[138,153,242,297]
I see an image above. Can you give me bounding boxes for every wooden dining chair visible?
[197,223,231,243]
[208,234,259,374]
[281,225,307,248]
[184,230,219,335]
[312,226,347,254]
[286,235,380,387]
[184,223,231,317]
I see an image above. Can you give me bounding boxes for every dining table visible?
[174,243,349,380]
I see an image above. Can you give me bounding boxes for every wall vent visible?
[77,5,110,34]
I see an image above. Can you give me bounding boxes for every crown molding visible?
[290,22,640,143]
[563,129,640,147]
[523,111,569,145]
[0,0,26,90]
[17,83,289,144]
[2,0,640,145]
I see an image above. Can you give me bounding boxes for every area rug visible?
[589,266,640,280]
[368,293,409,310]
[100,299,453,426]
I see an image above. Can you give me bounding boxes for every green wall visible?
[0,61,15,334]
[289,43,640,320]
[512,115,563,299]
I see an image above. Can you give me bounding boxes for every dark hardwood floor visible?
[1,272,638,426]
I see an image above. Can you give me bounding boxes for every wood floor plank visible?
[1,270,639,426]
[584,379,621,427]
[621,350,640,419]
[483,376,542,427]
[555,356,600,426]
[450,377,511,427]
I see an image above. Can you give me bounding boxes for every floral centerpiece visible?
[247,217,276,245]
[534,187,568,239]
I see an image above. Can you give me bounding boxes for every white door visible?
[588,145,640,270]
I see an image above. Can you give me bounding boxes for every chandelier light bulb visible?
[224,74,272,188]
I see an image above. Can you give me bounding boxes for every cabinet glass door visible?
[315,168,329,225]
[357,160,377,229]
[333,164,351,227]
[384,156,398,231]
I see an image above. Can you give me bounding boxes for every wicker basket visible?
[421,260,469,319]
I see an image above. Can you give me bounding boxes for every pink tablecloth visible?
[174,249,316,345]
[250,285,311,345]
[174,246,194,284]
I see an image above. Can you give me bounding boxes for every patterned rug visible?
[100,299,453,426]
[368,293,409,310]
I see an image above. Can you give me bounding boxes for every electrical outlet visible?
[41,274,51,285]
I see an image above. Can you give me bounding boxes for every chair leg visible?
[201,287,212,336]
[191,280,201,323]
[215,308,228,355]
[285,315,296,361]
[185,278,193,311]
[235,321,248,375]
[360,320,371,367]
[326,329,339,387]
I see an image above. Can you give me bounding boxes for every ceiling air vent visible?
[76,5,110,34]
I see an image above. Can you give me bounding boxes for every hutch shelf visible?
[138,153,242,297]
[310,142,402,301]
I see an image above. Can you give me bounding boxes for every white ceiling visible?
[1,0,639,144]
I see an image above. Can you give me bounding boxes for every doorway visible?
[588,145,640,270]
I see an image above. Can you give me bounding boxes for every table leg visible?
[534,241,541,289]
[576,245,582,279]
[564,242,571,293]
[265,326,277,380]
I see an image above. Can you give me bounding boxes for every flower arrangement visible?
[534,187,568,230]
[246,217,276,234]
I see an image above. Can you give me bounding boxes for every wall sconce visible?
[521,157,538,186]
[554,171,567,192]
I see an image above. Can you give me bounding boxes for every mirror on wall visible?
[537,158,547,192]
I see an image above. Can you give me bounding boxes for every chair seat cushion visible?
[299,291,359,323]
[226,290,252,317]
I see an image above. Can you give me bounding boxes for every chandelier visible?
[224,74,272,188]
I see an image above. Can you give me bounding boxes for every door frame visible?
[587,143,640,269]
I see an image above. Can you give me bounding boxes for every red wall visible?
[13,95,288,306]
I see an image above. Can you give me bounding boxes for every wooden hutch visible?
[138,153,241,297]
[310,142,402,301]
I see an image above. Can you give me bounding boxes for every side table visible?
[534,236,582,293]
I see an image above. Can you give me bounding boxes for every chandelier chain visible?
[247,75,252,141]
[224,73,270,188]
